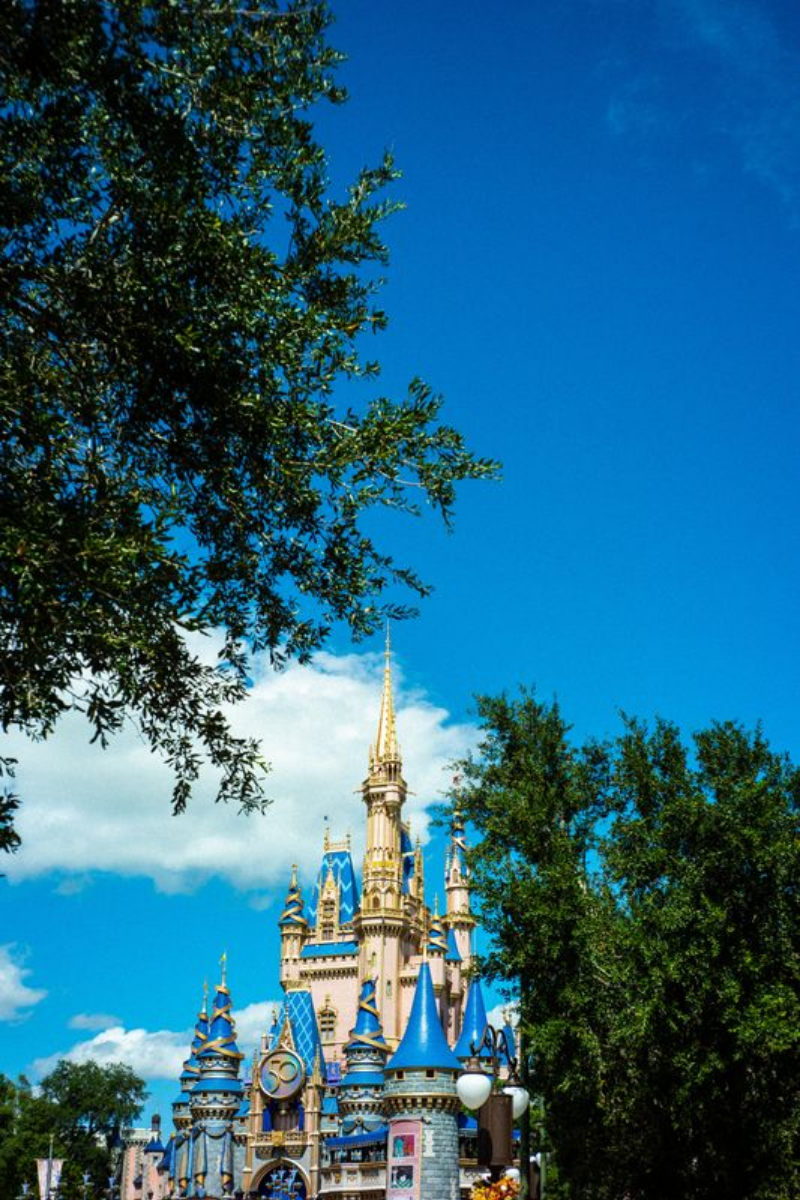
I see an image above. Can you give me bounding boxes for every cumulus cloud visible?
[33,1026,189,1081]
[487,1002,519,1032]
[68,1012,123,1031]
[0,944,48,1021]
[33,999,281,1083]
[7,648,475,894]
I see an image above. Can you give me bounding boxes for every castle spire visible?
[370,624,400,772]
[357,627,408,1044]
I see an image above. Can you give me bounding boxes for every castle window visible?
[319,1006,337,1041]
[321,898,336,940]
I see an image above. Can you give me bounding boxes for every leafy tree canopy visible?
[0,0,497,845]
[454,691,800,1200]
[0,1061,146,1198]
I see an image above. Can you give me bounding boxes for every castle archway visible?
[252,1159,309,1198]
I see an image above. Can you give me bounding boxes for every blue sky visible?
[2,0,800,1126]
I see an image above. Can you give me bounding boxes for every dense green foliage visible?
[455,691,800,1200]
[0,0,496,844]
[0,1061,146,1198]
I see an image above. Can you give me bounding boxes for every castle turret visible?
[190,961,244,1198]
[427,897,448,1011]
[354,629,407,1043]
[384,962,462,1199]
[338,977,389,1134]
[279,864,308,989]
[172,987,209,1195]
[445,808,474,970]
[453,977,493,1062]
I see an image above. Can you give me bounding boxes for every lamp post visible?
[456,1024,530,1184]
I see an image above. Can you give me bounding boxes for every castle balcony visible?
[318,1163,386,1197]
[251,1129,309,1160]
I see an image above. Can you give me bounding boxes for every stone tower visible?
[383,961,462,1200]
[353,629,415,1044]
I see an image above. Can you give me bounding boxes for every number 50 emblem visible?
[259,1049,305,1100]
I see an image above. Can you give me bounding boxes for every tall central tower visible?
[353,630,407,1044]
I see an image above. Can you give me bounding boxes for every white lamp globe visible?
[503,1084,531,1119]
[456,1070,493,1110]
[503,1167,521,1181]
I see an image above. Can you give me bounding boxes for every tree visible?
[0,1062,146,1198]
[0,0,497,846]
[454,691,800,1200]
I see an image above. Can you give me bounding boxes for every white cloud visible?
[0,944,48,1021]
[234,1000,282,1052]
[6,648,475,894]
[33,1026,188,1081]
[69,1012,123,1031]
[33,998,282,1083]
[486,1002,519,1032]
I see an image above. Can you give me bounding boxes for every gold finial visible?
[290,863,298,887]
[202,980,208,1015]
[372,622,400,767]
[433,893,440,918]
[220,949,227,986]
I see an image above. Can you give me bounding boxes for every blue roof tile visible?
[387,963,461,1073]
[400,826,415,895]
[286,989,325,1075]
[300,941,358,959]
[308,849,360,924]
[326,1126,389,1149]
[197,982,243,1065]
[345,978,388,1056]
[445,926,462,963]
[453,978,493,1060]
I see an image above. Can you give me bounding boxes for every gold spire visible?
[371,623,400,769]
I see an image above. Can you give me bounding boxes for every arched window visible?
[321,898,336,941]
[319,1006,337,1041]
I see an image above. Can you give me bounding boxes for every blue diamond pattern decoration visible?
[307,849,360,923]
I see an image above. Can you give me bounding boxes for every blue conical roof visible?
[445,926,462,963]
[387,962,460,1072]
[158,1134,174,1174]
[428,909,448,956]
[198,980,243,1064]
[178,991,209,1091]
[454,978,493,1060]
[345,978,388,1055]
[279,866,307,927]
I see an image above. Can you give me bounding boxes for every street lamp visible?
[456,1025,531,1183]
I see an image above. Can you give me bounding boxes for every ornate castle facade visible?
[122,641,499,1199]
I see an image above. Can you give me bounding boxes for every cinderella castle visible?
[121,640,510,1199]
